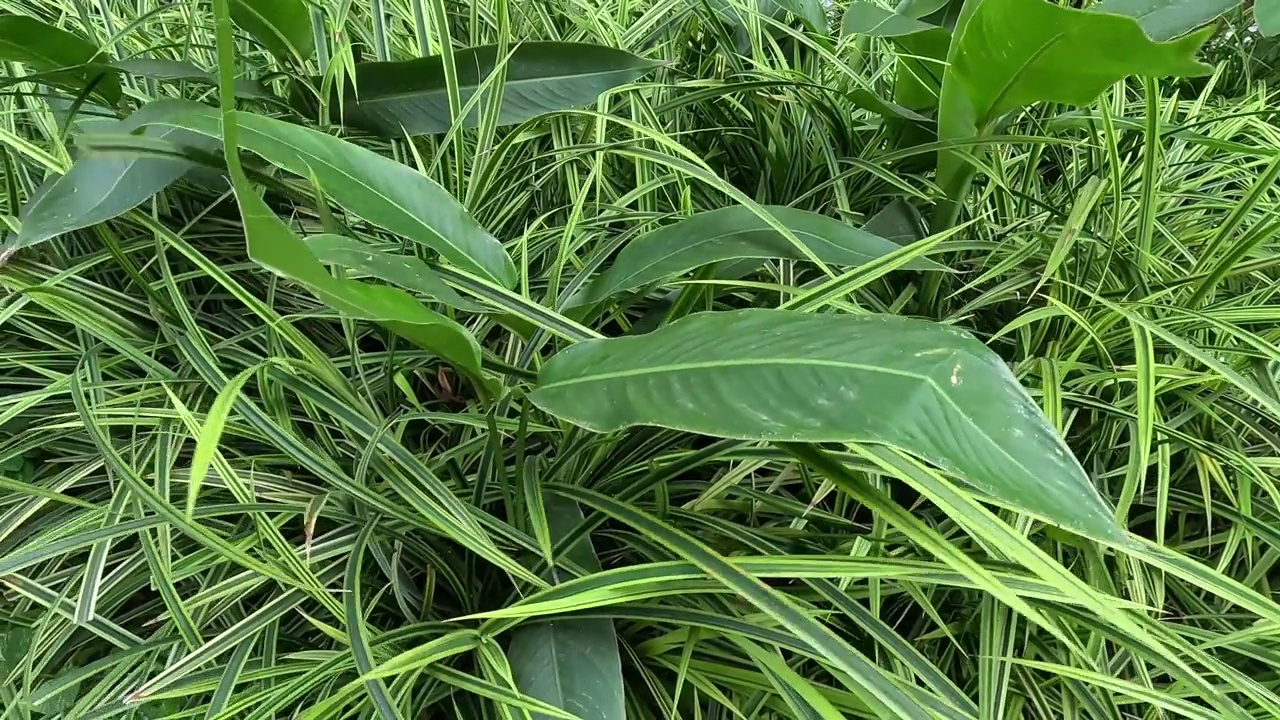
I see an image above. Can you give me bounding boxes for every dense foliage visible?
[3,0,1280,718]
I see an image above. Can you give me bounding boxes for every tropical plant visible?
[3,0,1280,718]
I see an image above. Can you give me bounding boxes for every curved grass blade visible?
[548,484,934,720]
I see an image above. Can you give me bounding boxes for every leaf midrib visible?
[539,356,929,390]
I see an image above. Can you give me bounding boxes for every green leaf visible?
[161,106,518,288]
[217,127,485,379]
[230,0,314,62]
[338,42,660,136]
[571,205,942,306]
[0,626,33,678]
[113,58,272,99]
[862,199,926,243]
[508,495,624,720]
[1256,0,1280,36]
[842,2,951,117]
[0,15,120,103]
[936,0,1212,213]
[305,234,486,312]
[531,309,1124,544]
[1089,0,1241,41]
[842,2,939,36]
[7,100,218,252]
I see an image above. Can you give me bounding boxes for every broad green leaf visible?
[230,0,314,62]
[0,16,120,103]
[305,234,485,312]
[338,42,660,136]
[1089,0,1241,41]
[862,199,926,243]
[156,105,517,288]
[113,58,272,99]
[1257,0,1280,36]
[508,495,624,720]
[936,0,1212,209]
[216,120,485,379]
[7,100,218,251]
[571,205,943,306]
[531,309,1124,543]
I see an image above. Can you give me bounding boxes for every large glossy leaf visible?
[936,0,1211,211]
[531,309,1125,543]
[570,205,943,306]
[5,100,217,251]
[1090,0,1241,41]
[230,0,314,62]
[0,16,120,103]
[338,42,660,136]
[157,105,517,288]
[508,496,624,720]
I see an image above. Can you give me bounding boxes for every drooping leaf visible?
[337,42,660,137]
[508,495,624,720]
[230,0,314,62]
[155,105,517,288]
[7,100,218,252]
[224,144,485,380]
[531,309,1125,543]
[0,15,120,103]
[571,205,943,306]
[1089,0,1241,41]
[113,57,272,99]
[936,0,1212,212]
[305,234,485,312]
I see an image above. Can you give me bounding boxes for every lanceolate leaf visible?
[0,15,120,103]
[338,42,660,136]
[305,234,485,312]
[1089,0,1241,41]
[226,163,485,379]
[936,0,1211,213]
[112,58,272,99]
[157,105,517,288]
[508,496,624,720]
[8,100,218,251]
[230,0,314,62]
[531,309,1124,543]
[571,205,943,306]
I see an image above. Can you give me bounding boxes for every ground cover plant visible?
[3,0,1280,717]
